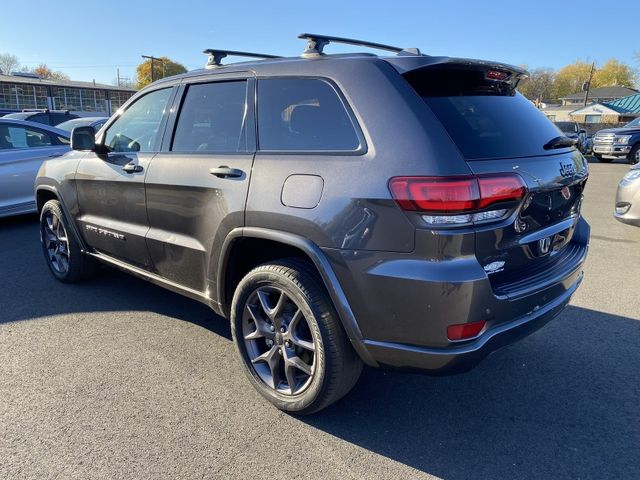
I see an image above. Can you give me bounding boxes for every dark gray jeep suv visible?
[35,34,590,414]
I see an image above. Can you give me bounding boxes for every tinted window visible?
[104,88,172,153]
[407,67,569,160]
[172,81,248,153]
[51,113,75,126]
[28,114,51,125]
[0,125,53,149]
[257,78,360,151]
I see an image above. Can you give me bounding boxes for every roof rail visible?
[298,33,421,57]
[203,49,282,68]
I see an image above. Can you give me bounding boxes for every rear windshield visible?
[405,67,568,160]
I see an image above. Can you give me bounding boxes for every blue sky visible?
[1,0,639,85]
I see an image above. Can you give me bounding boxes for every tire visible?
[40,199,97,283]
[628,144,640,165]
[230,259,362,414]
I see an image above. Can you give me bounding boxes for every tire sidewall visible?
[40,201,72,281]
[231,267,329,412]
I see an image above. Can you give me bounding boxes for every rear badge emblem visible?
[539,236,552,254]
[559,162,576,178]
[483,261,505,274]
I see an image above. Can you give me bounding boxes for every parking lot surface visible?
[1,161,639,480]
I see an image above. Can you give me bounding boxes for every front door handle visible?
[209,166,244,178]
[122,162,143,173]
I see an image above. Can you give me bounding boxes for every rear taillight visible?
[447,320,486,341]
[389,174,526,226]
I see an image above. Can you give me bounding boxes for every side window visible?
[257,78,360,152]
[172,81,248,153]
[0,126,53,149]
[28,114,50,126]
[104,88,172,153]
[51,114,71,126]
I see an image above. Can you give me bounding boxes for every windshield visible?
[553,122,578,134]
[625,117,640,128]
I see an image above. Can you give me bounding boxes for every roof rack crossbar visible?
[298,33,421,57]
[203,49,282,68]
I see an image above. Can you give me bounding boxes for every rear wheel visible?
[628,144,640,165]
[230,259,362,414]
[40,200,96,283]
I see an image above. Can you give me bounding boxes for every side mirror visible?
[71,126,97,151]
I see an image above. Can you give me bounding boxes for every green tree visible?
[135,57,187,89]
[553,61,593,99]
[0,53,20,75]
[593,59,636,88]
[518,67,556,103]
[553,59,637,100]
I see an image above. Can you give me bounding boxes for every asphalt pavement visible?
[1,160,639,480]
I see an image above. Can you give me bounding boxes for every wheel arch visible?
[35,185,88,253]
[218,227,377,366]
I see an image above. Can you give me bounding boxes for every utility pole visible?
[583,62,596,107]
[141,55,163,83]
[116,68,121,87]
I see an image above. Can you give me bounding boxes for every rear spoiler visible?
[385,55,528,77]
[386,56,529,93]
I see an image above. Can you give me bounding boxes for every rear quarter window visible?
[257,78,361,152]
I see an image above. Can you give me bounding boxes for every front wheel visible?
[40,200,96,283]
[230,259,362,414]
[628,144,640,165]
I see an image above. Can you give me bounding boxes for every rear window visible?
[257,78,361,152]
[405,67,567,160]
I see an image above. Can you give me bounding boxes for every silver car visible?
[0,119,70,217]
[614,163,640,226]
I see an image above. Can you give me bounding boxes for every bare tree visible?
[0,53,20,75]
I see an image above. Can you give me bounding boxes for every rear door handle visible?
[122,162,143,173]
[209,166,244,178]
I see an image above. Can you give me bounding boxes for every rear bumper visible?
[364,269,582,374]
[323,217,589,374]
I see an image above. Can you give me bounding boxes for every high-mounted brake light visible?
[389,174,526,226]
[486,70,510,81]
[447,320,486,341]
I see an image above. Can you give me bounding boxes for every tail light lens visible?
[389,174,526,226]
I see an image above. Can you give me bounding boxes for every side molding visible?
[218,227,378,367]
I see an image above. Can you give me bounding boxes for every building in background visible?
[558,86,638,107]
[0,73,135,117]
[570,93,640,124]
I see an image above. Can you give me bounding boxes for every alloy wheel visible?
[242,286,317,395]
[42,211,70,274]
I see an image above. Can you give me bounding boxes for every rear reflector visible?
[389,174,526,214]
[447,320,486,340]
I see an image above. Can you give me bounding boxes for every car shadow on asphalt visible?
[303,305,640,479]
[0,213,231,340]
[2,215,639,478]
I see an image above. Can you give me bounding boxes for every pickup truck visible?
[592,117,640,164]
